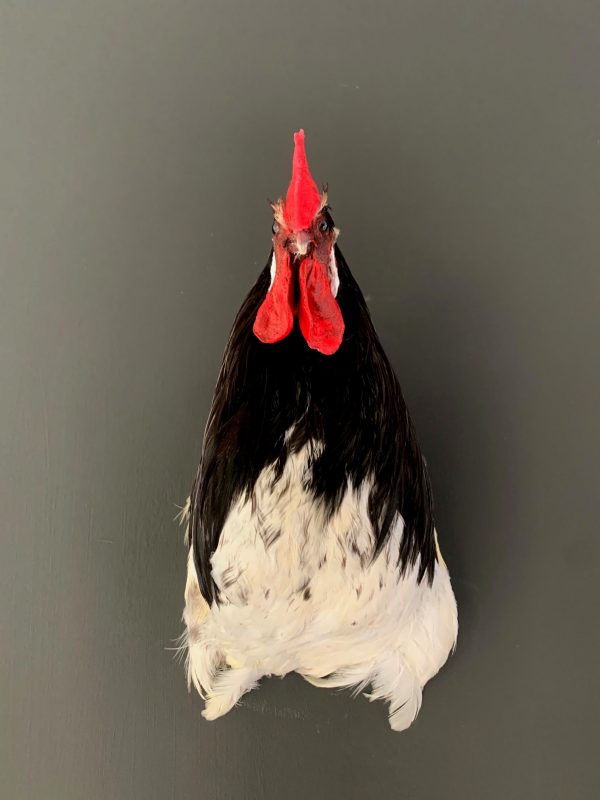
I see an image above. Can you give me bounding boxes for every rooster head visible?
[253,130,344,355]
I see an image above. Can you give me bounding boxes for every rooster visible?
[181,130,457,731]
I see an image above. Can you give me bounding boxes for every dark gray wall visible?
[1,2,599,799]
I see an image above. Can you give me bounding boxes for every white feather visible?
[202,667,262,720]
[182,443,458,729]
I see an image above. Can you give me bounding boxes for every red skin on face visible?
[253,245,293,345]
[297,257,344,356]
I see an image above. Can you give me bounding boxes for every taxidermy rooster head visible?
[253,129,344,355]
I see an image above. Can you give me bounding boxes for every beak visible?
[292,230,312,257]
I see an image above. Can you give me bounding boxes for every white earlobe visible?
[329,249,340,297]
[271,250,338,295]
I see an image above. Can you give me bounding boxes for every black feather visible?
[188,244,436,603]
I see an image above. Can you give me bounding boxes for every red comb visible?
[284,130,321,231]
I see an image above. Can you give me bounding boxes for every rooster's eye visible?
[272,221,279,234]
[319,220,329,233]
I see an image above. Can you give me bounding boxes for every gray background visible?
[1,2,599,799]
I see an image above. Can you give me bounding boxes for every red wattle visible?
[253,251,294,344]
[297,258,345,355]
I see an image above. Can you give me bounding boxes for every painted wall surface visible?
[1,2,598,798]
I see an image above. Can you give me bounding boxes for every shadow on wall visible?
[377,250,526,667]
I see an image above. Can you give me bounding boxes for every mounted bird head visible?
[253,130,345,355]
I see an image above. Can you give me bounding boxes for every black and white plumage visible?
[182,131,457,730]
